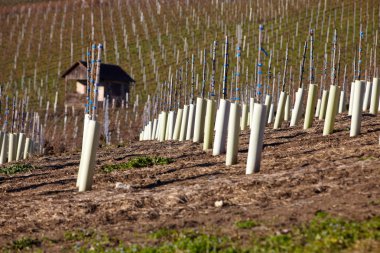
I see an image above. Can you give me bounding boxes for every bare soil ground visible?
[1,114,380,249]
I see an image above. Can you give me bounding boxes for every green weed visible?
[64,230,96,241]
[0,163,35,175]
[369,200,380,206]
[74,213,380,253]
[101,156,173,173]
[359,156,376,161]
[10,237,41,250]
[252,211,380,253]
[64,229,119,253]
[4,213,380,252]
[235,220,259,229]
[149,228,176,240]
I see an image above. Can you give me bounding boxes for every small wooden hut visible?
[61,61,135,102]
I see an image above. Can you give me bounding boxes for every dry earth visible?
[0,114,380,249]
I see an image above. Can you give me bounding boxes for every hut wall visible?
[65,65,87,80]
[76,82,86,94]
[98,86,105,101]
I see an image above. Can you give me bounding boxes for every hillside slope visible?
[0,114,379,251]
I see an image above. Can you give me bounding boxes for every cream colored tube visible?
[240,103,248,131]
[203,99,216,150]
[350,80,366,137]
[143,122,151,140]
[274,91,286,129]
[249,97,255,128]
[0,133,8,164]
[164,112,170,140]
[264,95,272,124]
[141,127,145,141]
[213,99,230,155]
[23,137,31,160]
[267,103,274,124]
[323,85,340,135]
[362,81,372,111]
[193,97,206,142]
[151,118,158,140]
[29,140,34,156]
[369,78,380,115]
[226,102,241,165]
[0,132,3,162]
[16,133,25,161]
[214,107,220,131]
[172,109,183,141]
[77,115,92,187]
[13,133,18,158]
[179,105,189,141]
[290,87,304,127]
[348,82,355,116]
[338,90,346,114]
[158,111,168,142]
[315,98,322,117]
[167,111,176,140]
[318,89,329,120]
[147,121,153,140]
[284,94,291,122]
[82,114,91,148]
[8,133,17,162]
[186,104,196,140]
[142,126,147,141]
[144,124,148,140]
[78,120,100,192]
[247,111,250,127]
[155,114,161,139]
[304,84,318,129]
[246,103,267,174]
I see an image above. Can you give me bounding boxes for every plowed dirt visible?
[1,114,380,247]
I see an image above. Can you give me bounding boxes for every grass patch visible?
[9,237,41,250]
[101,156,173,173]
[78,230,234,253]
[149,231,233,252]
[64,229,120,252]
[252,211,380,253]
[3,213,380,252]
[0,163,35,175]
[359,156,376,161]
[369,200,380,206]
[64,230,97,241]
[75,212,380,252]
[235,220,259,229]
[149,228,177,240]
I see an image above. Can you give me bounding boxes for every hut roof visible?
[61,61,135,83]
